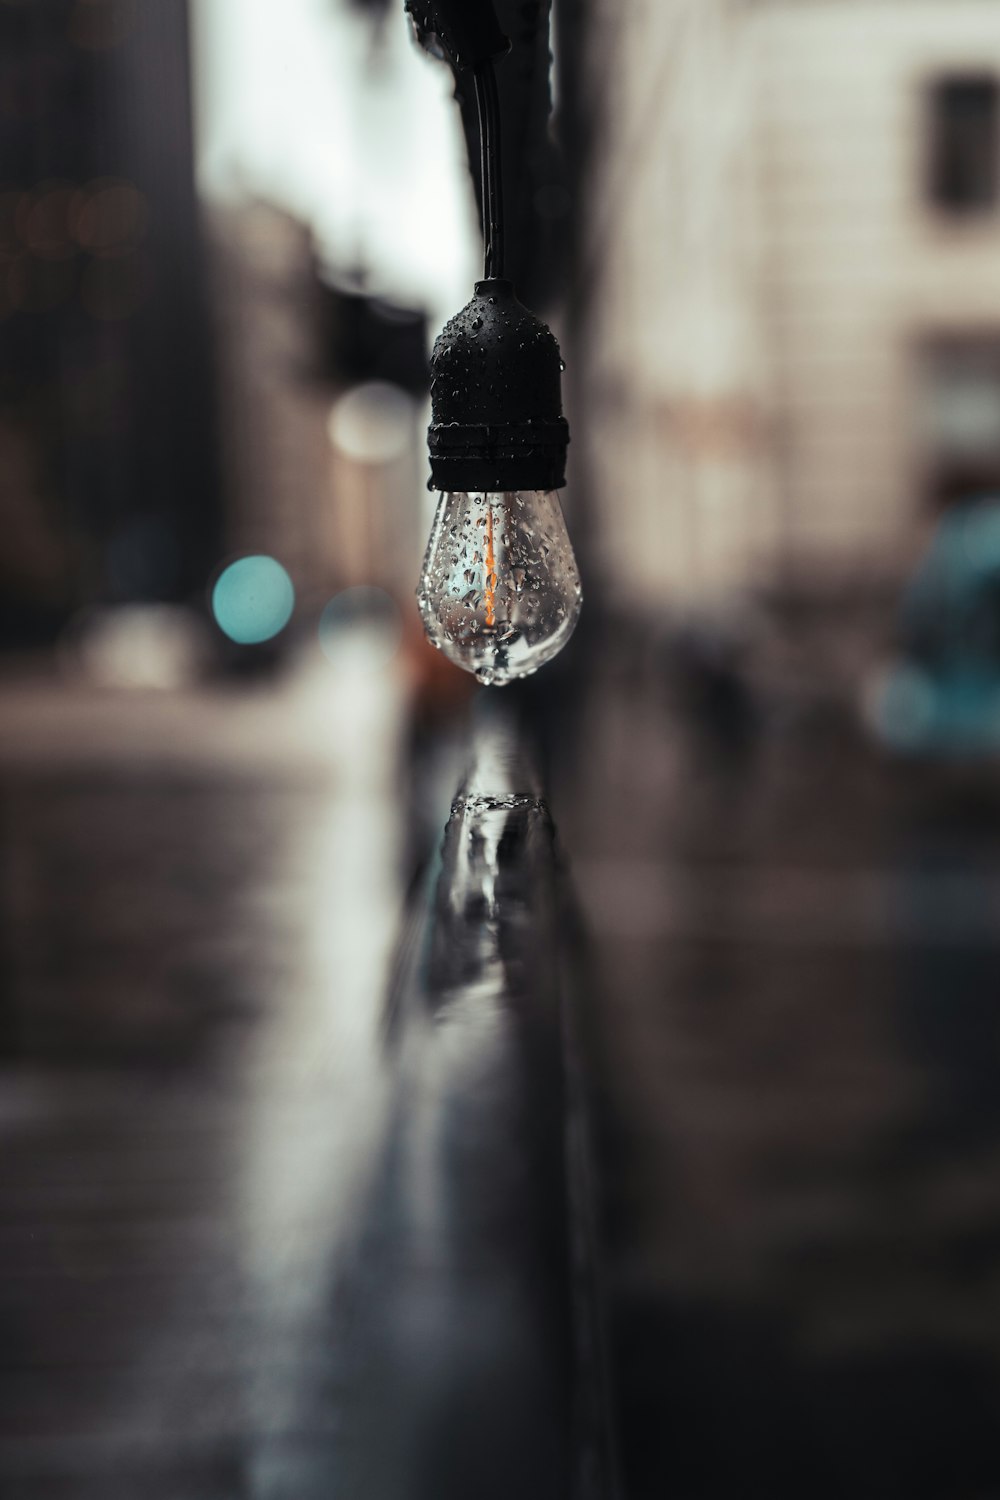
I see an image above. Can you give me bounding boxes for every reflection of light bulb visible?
[417,489,582,685]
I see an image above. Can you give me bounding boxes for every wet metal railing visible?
[348,703,618,1500]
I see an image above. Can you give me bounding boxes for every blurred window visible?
[921,341,1000,507]
[927,75,999,213]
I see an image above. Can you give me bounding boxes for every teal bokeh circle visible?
[212,556,295,645]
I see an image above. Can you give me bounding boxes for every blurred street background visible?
[4,0,1000,1495]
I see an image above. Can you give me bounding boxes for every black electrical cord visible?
[473,59,505,280]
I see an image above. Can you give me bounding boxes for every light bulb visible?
[417,488,582,685]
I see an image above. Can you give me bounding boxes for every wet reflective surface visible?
[551,632,1000,1500]
[10,622,1000,1497]
[0,674,595,1499]
[346,720,585,1499]
[0,667,404,1498]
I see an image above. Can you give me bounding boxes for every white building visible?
[571,0,1000,610]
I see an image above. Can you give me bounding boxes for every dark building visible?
[0,0,221,640]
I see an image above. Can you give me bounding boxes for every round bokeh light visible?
[211,555,295,645]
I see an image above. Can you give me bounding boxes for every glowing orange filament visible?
[484,499,496,628]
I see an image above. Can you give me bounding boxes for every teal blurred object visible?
[871,500,1000,754]
[211,556,295,645]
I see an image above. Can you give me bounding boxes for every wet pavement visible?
[4,621,1000,1496]
[552,628,1000,1499]
[0,665,598,1499]
[0,664,406,1498]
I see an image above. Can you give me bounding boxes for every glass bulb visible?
[417,489,582,685]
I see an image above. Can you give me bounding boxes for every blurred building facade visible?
[567,0,774,615]
[0,0,221,638]
[206,201,429,628]
[205,203,335,609]
[568,0,1000,612]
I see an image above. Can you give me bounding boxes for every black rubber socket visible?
[405,0,509,72]
[428,279,570,494]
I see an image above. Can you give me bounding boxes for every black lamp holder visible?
[414,0,570,495]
